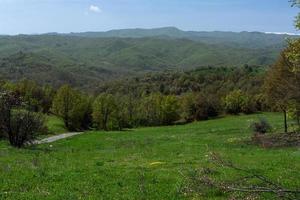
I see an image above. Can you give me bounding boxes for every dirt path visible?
[32,132,84,145]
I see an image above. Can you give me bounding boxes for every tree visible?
[223,90,245,115]
[2,79,55,113]
[181,93,219,122]
[52,85,89,131]
[196,94,219,120]
[138,93,163,126]
[290,0,300,29]
[264,52,295,132]
[161,95,180,125]
[92,94,118,131]
[181,93,197,122]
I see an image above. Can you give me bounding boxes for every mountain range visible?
[0,27,297,89]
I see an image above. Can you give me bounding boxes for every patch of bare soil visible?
[251,132,300,148]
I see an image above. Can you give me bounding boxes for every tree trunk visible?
[284,110,288,133]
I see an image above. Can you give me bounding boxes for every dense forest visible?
[0,29,297,89]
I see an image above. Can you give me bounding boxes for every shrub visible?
[0,92,20,139]
[9,110,46,148]
[250,118,271,134]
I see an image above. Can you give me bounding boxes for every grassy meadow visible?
[45,115,68,135]
[0,113,299,199]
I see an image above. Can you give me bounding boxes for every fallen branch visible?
[181,152,300,200]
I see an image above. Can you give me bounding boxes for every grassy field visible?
[0,113,299,199]
[45,115,68,135]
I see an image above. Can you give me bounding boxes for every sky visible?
[0,0,299,35]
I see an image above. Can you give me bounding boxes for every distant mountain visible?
[0,27,296,89]
[62,27,298,49]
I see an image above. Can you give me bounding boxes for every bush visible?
[250,118,271,134]
[9,110,46,148]
[0,92,20,139]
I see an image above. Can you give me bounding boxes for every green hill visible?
[66,27,296,49]
[0,113,299,199]
[0,28,296,88]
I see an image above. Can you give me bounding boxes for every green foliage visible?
[1,79,55,113]
[160,95,180,125]
[0,30,295,89]
[92,94,119,131]
[0,92,20,139]
[0,91,45,147]
[9,110,45,148]
[223,90,255,115]
[291,0,300,29]
[287,101,300,127]
[98,66,266,97]
[264,46,300,131]
[181,93,220,122]
[52,85,91,131]
[138,93,180,126]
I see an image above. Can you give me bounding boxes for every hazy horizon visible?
[0,0,299,35]
[1,26,300,36]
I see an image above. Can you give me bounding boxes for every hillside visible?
[1,113,299,199]
[66,27,296,49]
[0,27,296,88]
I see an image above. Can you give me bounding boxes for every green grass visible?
[45,115,67,135]
[0,113,299,199]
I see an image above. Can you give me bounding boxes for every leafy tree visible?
[138,93,163,126]
[290,0,300,29]
[161,95,180,125]
[223,90,246,115]
[181,93,219,122]
[52,85,89,131]
[2,79,55,113]
[92,94,118,131]
[263,1,300,132]
[241,95,256,114]
[264,53,295,132]
[196,94,220,120]
[287,101,300,127]
[181,93,197,122]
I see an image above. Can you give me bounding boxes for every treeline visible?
[1,59,299,148]
[0,66,268,133]
[96,66,265,97]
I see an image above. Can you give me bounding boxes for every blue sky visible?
[0,0,299,35]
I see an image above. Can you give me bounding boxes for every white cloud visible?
[89,5,101,13]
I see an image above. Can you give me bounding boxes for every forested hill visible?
[64,27,297,49]
[0,27,297,88]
